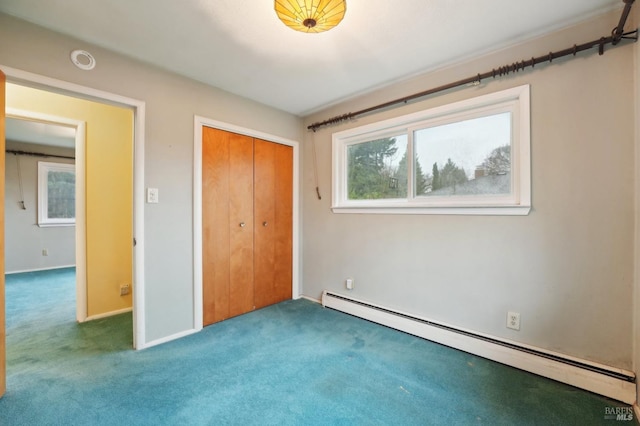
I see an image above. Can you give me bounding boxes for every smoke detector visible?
[70,49,96,70]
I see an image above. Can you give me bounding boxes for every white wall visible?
[4,141,75,273]
[303,9,635,370]
[0,13,303,344]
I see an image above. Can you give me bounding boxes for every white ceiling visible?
[0,0,624,116]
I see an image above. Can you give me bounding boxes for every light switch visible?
[147,188,159,203]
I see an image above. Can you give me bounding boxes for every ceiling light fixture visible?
[275,0,346,33]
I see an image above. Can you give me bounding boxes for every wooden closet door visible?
[202,127,254,325]
[254,139,292,309]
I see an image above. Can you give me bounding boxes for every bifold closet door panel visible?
[254,139,293,309]
[202,127,230,325]
[202,127,254,325]
[254,139,276,309]
[273,142,293,303]
[228,132,255,318]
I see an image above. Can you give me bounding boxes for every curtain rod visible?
[308,0,637,132]
[6,149,75,160]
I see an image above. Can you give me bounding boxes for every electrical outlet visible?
[147,188,159,204]
[42,249,48,256]
[120,283,131,296]
[507,311,520,331]
[345,278,354,290]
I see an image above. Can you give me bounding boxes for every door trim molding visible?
[193,116,301,331]
[1,65,147,349]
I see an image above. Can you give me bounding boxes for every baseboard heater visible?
[321,291,636,404]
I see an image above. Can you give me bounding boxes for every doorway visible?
[1,66,146,350]
[5,112,86,320]
[5,83,134,323]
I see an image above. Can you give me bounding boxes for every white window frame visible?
[332,85,531,215]
[38,161,76,227]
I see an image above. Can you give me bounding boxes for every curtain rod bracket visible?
[620,29,639,41]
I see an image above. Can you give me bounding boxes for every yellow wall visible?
[6,83,133,317]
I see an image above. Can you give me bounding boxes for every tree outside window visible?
[332,85,530,215]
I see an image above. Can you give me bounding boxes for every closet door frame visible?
[193,116,300,331]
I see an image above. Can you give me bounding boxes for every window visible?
[332,85,530,215]
[38,161,76,226]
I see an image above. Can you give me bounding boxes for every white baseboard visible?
[84,307,132,322]
[322,291,636,405]
[300,295,321,304]
[5,264,75,274]
[139,328,200,350]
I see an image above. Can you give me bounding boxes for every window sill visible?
[331,205,531,216]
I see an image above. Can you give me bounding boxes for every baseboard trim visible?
[300,295,321,304]
[139,328,199,350]
[5,265,75,274]
[84,307,132,322]
[322,290,636,404]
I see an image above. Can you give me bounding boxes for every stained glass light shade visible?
[275,0,346,33]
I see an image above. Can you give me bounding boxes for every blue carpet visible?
[0,268,634,425]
